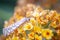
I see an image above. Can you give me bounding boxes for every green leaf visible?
[25,30,31,34]
[42,21,51,28]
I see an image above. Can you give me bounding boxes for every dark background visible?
[0,0,17,35]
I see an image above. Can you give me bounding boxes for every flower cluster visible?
[4,4,60,40]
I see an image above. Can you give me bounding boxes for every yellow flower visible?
[32,11,40,17]
[15,13,23,21]
[35,6,43,12]
[57,30,60,35]
[42,29,53,39]
[23,23,33,30]
[18,29,24,33]
[12,35,19,40]
[16,16,23,21]
[21,37,26,40]
[45,15,51,20]
[30,17,36,25]
[34,26,42,33]
[39,10,49,16]
[50,21,57,28]
[35,34,42,40]
[26,11,33,17]
[28,32,34,39]
[18,29,26,37]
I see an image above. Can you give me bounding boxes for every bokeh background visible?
[0,0,60,35]
[0,0,16,35]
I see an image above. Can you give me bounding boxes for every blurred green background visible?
[0,0,16,35]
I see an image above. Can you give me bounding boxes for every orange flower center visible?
[30,34,33,37]
[46,32,50,35]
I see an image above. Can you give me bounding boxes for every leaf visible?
[42,21,51,28]
[25,30,31,34]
